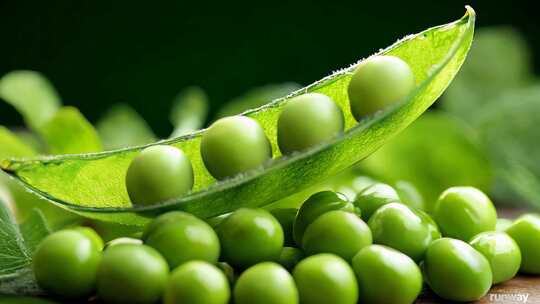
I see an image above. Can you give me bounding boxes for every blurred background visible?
[0,0,539,219]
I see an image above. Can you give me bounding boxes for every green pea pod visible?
[0,7,476,226]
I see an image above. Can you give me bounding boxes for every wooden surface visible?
[417,276,540,303]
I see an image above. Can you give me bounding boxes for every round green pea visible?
[505,214,540,274]
[353,183,400,221]
[352,245,422,304]
[496,218,513,232]
[71,226,104,251]
[424,238,492,302]
[126,145,193,206]
[293,191,353,246]
[105,237,142,249]
[470,231,521,284]
[368,202,440,262]
[277,93,343,154]
[218,208,283,268]
[234,262,298,304]
[200,116,271,180]
[433,186,497,241]
[293,254,358,304]
[97,244,169,304]
[164,261,230,304]
[302,210,372,261]
[348,55,415,121]
[143,211,195,240]
[144,211,220,268]
[33,230,100,298]
[270,208,298,247]
[278,247,304,271]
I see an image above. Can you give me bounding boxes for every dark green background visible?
[0,0,538,136]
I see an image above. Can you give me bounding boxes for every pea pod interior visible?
[0,7,476,226]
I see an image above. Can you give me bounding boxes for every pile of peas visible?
[31,56,540,303]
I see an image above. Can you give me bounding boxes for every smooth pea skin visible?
[144,211,220,268]
[302,210,372,261]
[424,238,492,302]
[33,230,101,298]
[200,116,271,180]
[126,145,193,206]
[433,186,497,241]
[270,208,298,247]
[505,214,540,274]
[368,202,440,262]
[218,208,284,268]
[470,231,521,284]
[234,262,298,304]
[293,191,353,246]
[496,218,514,232]
[97,244,169,304]
[277,93,343,154]
[164,261,230,304]
[347,55,415,121]
[352,245,422,304]
[71,226,104,251]
[353,183,400,221]
[293,254,358,304]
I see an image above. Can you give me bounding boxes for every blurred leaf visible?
[38,107,102,154]
[475,86,540,207]
[0,296,57,304]
[0,8,476,226]
[443,27,532,119]
[216,83,301,118]
[96,104,156,150]
[0,202,50,295]
[359,112,493,210]
[0,127,36,159]
[170,87,209,137]
[0,71,61,130]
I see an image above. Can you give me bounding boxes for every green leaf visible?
[0,8,476,226]
[0,127,36,159]
[170,87,209,137]
[358,112,493,210]
[38,107,102,154]
[475,86,540,208]
[0,71,61,131]
[0,296,58,304]
[0,202,51,295]
[443,27,532,119]
[97,104,156,150]
[216,83,301,118]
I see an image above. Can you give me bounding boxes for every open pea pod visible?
[0,7,475,226]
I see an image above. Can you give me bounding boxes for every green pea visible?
[105,237,142,249]
[125,145,193,206]
[142,211,195,240]
[424,238,492,302]
[277,93,343,154]
[302,210,372,261]
[97,244,168,304]
[143,211,220,268]
[347,55,415,121]
[368,202,440,262]
[71,226,104,251]
[352,245,422,304]
[394,180,425,211]
[278,247,304,271]
[496,218,513,232]
[470,231,521,284]
[505,214,540,274]
[200,116,271,180]
[433,186,497,241]
[33,230,100,298]
[293,254,358,304]
[164,261,230,304]
[293,191,353,246]
[353,183,400,221]
[234,262,298,304]
[218,208,283,268]
[270,208,298,247]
